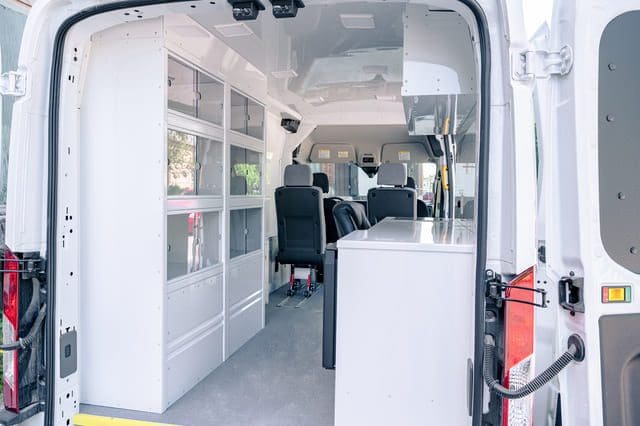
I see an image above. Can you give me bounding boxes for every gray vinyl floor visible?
[81,286,335,426]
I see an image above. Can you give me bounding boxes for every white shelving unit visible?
[78,17,269,413]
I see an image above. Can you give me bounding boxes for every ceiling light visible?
[340,14,375,29]
[214,22,254,37]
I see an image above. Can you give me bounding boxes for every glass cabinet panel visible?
[167,213,194,280]
[198,211,221,269]
[229,208,263,259]
[230,89,264,140]
[168,57,224,126]
[230,90,247,134]
[230,145,262,196]
[168,130,196,196]
[197,72,224,125]
[168,129,223,197]
[230,209,246,259]
[168,58,196,117]
[247,97,265,140]
[245,208,262,254]
[196,137,223,196]
[167,211,221,281]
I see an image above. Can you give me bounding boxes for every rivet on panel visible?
[618,192,626,200]
[606,114,615,122]
[631,247,638,255]
[608,63,616,71]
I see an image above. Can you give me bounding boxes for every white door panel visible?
[539,2,640,425]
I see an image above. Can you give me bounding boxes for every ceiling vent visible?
[214,22,254,37]
[340,14,375,29]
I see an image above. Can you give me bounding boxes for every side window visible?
[0,2,28,243]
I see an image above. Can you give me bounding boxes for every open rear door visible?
[537,1,640,425]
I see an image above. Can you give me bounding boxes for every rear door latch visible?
[558,276,584,314]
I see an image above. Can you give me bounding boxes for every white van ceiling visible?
[189,1,477,152]
[191,2,470,121]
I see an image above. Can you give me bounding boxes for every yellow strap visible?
[441,165,449,190]
[73,414,179,426]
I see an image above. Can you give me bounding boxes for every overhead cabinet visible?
[79,19,266,413]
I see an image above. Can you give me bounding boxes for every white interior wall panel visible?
[78,14,277,413]
[79,19,167,412]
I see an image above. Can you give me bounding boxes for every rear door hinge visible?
[0,70,27,97]
[512,45,573,81]
[485,270,548,309]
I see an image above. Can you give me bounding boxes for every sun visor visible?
[309,144,356,163]
[381,143,429,164]
[402,6,478,136]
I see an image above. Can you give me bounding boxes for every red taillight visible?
[3,248,20,411]
[502,266,535,426]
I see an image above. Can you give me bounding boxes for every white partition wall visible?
[79,16,273,413]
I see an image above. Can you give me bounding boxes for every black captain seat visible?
[313,172,343,244]
[333,201,371,238]
[367,163,417,225]
[275,164,326,297]
[406,176,432,218]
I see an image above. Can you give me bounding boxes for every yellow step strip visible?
[73,413,179,426]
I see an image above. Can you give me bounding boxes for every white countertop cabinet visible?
[335,219,476,426]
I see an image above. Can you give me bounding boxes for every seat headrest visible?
[284,164,313,186]
[406,176,416,189]
[313,173,330,193]
[377,163,407,186]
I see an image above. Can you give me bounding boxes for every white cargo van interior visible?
[19,1,481,424]
[10,1,640,425]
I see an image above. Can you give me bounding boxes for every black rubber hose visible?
[22,278,41,325]
[483,337,578,399]
[0,304,46,351]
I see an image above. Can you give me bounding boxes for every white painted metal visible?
[511,45,574,81]
[537,2,640,425]
[2,0,546,424]
[74,15,271,414]
[78,19,168,413]
[167,272,224,340]
[335,218,475,425]
[0,70,26,96]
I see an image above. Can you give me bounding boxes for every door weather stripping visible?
[0,70,26,97]
[512,45,573,80]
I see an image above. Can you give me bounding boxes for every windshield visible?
[309,162,437,200]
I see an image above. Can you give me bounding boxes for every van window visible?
[0,2,27,228]
[309,162,437,200]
